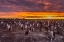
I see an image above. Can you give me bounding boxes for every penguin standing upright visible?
[50,30,55,41]
[7,24,11,31]
[25,29,29,36]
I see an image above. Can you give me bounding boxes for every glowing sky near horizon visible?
[0,12,64,19]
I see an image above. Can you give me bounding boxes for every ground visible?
[0,27,64,42]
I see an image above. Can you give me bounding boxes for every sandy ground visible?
[0,27,64,42]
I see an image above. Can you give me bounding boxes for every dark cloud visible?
[0,0,64,12]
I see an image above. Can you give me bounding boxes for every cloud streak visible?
[0,0,63,12]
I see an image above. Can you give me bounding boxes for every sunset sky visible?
[0,0,64,19]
